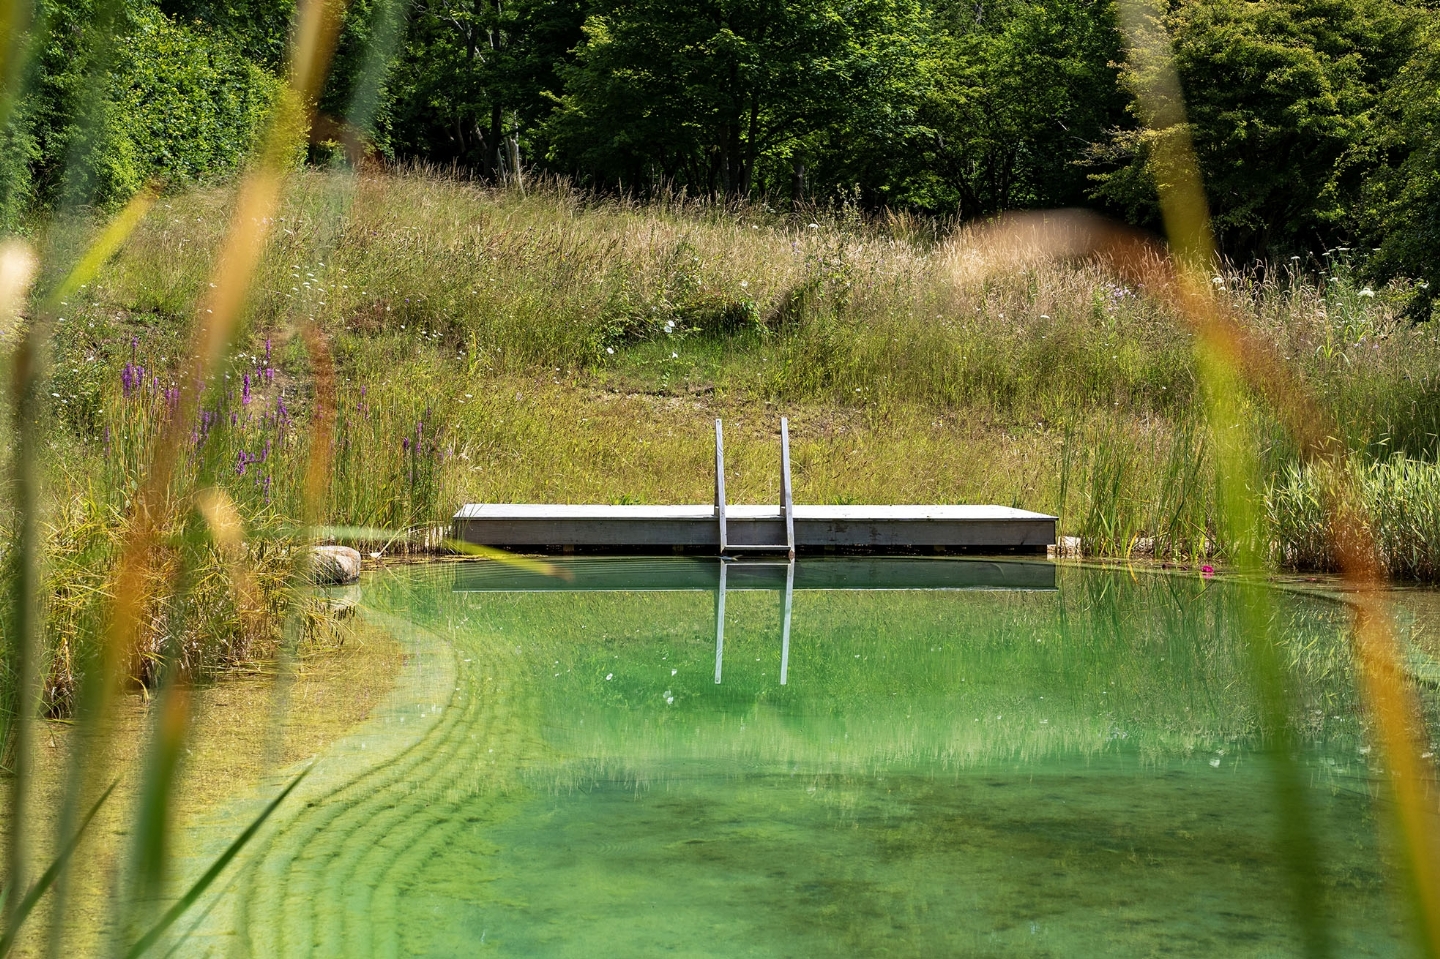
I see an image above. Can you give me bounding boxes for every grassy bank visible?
[5,167,1440,712]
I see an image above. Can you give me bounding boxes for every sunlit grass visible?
[24,167,1440,575]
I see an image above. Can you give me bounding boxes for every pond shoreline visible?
[1,616,404,957]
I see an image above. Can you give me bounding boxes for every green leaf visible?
[123,768,308,959]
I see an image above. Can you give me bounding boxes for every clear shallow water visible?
[200,558,1430,957]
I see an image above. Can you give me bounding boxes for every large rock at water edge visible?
[312,545,362,585]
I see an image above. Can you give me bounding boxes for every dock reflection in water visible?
[453,556,1057,688]
[204,558,1426,958]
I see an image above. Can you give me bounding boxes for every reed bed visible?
[1270,454,1440,583]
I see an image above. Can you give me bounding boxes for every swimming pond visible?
[187,558,1433,957]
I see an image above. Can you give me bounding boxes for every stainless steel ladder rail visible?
[714,418,795,559]
[715,419,728,554]
[780,419,795,558]
[713,558,796,686]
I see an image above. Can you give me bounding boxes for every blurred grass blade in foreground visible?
[442,539,574,581]
[1127,0,1437,949]
[122,769,308,959]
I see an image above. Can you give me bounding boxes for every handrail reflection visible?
[452,556,1056,689]
[713,559,793,686]
[714,561,727,685]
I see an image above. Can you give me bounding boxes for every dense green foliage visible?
[96,8,279,200]
[2,0,1438,281]
[546,0,929,197]
[1095,0,1430,261]
[0,0,277,220]
[1355,21,1440,307]
[890,0,1126,215]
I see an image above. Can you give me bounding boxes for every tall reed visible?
[0,0,372,952]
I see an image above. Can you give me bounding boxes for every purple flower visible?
[242,372,252,406]
[236,451,247,476]
[264,338,272,363]
[122,364,147,398]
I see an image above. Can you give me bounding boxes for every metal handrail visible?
[780,418,795,559]
[714,417,796,558]
[714,419,728,553]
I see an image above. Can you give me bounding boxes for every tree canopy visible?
[2,0,1438,293]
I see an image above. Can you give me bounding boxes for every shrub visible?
[93,7,279,203]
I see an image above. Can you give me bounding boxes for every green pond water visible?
[185,557,1436,957]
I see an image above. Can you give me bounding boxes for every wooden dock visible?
[451,419,1056,555]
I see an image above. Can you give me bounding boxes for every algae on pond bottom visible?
[180,559,1429,957]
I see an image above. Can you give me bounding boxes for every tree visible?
[541,0,929,197]
[95,7,278,201]
[157,0,296,69]
[385,0,509,170]
[1091,0,1423,259]
[384,0,583,175]
[1355,20,1440,312]
[879,0,1126,216]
